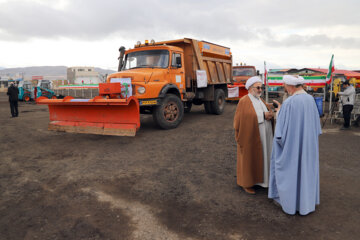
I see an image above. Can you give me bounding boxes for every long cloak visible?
[248,94,274,187]
[268,91,321,215]
[234,94,273,188]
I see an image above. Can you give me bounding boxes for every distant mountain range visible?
[0,66,116,79]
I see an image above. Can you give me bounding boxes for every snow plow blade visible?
[37,96,140,136]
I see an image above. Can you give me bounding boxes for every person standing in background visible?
[7,82,19,118]
[338,80,356,130]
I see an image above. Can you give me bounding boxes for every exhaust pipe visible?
[118,46,126,72]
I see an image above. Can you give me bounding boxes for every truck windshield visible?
[233,68,256,76]
[123,50,169,70]
[23,83,32,89]
[41,82,51,89]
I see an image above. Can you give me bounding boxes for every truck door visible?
[170,52,185,96]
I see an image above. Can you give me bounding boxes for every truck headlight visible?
[137,87,146,94]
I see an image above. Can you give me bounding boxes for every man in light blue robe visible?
[268,75,322,215]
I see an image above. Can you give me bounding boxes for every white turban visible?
[245,76,262,90]
[298,76,305,84]
[283,75,304,85]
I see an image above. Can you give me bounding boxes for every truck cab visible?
[233,65,258,84]
[227,65,258,100]
[109,45,185,101]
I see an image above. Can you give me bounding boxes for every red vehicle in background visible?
[227,65,259,101]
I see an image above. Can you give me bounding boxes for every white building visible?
[67,67,100,85]
[0,76,10,89]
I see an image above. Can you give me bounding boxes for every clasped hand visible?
[264,111,274,120]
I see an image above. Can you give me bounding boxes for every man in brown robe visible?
[234,76,274,194]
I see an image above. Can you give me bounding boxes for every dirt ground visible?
[0,92,359,240]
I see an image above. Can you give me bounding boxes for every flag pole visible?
[329,71,333,114]
[264,61,268,103]
[324,79,326,102]
[326,54,334,116]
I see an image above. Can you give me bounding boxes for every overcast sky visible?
[0,0,359,72]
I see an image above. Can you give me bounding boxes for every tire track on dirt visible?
[82,187,196,240]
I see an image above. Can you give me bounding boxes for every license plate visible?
[140,100,157,105]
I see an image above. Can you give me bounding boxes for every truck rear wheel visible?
[210,88,226,115]
[153,94,184,129]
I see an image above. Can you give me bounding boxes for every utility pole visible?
[264,61,268,103]
[328,72,334,114]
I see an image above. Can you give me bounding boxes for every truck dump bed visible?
[153,38,232,88]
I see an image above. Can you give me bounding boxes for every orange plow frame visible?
[37,95,140,136]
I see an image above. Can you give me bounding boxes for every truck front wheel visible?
[23,95,31,102]
[153,94,184,129]
[210,88,226,115]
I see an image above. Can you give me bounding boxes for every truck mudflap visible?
[36,95,140,136]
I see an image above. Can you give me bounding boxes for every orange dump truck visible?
[37,38,232,136]
[227,65,258,100]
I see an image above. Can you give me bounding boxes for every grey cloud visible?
[245,0,360,28]
[268,34,360,48]
[0,0,359,46]
[0,0,263,42]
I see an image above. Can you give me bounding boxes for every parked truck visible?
[227,65,258,100]
[37,38,232,136]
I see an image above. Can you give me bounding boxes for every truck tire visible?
[23,95,31,102]
[184,101,192,113]
[210,88,226,115]
[153,94,184,129]
[204,101,213,114]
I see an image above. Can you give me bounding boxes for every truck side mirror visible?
[118,46,126,71]
[256,70,260,75]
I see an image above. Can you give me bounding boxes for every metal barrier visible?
[54,88,99,99]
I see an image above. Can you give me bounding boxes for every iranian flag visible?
[326,54,334,84]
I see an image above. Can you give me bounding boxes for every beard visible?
[254,92,262,98]
[250,89,262,98]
